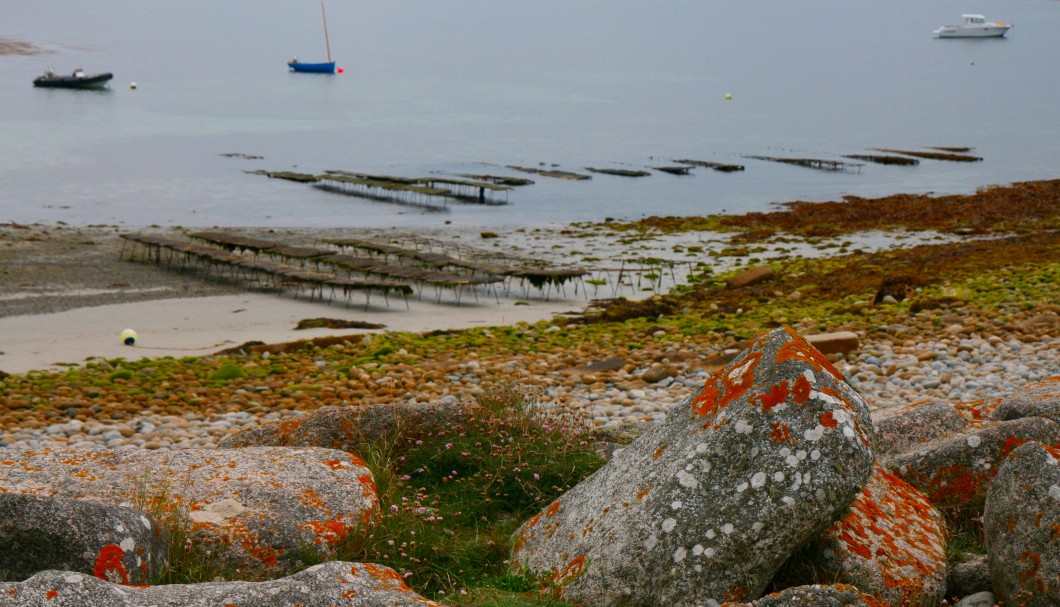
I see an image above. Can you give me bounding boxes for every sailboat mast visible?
[321,1,332,63]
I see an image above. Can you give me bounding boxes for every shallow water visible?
[1,0,1057,228]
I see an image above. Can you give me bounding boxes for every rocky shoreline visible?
[1,181,1058,606]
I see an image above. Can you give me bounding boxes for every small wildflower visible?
[390,504,399,513]
[445,442,453,449]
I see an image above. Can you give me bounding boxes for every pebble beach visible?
[2,213,1057,451]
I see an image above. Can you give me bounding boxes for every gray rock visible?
[982,441,1060,606]
[0,447,377,578]
[884,416,1060,529]
[993,377,1060,424]
[0,561,442,607]
[946,553,992,600]
[724,584,883,606]
[871,399,970,458]
[0,493,167,584]
[511,328,876,605]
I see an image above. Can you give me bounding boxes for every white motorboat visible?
[933,14,1012,38]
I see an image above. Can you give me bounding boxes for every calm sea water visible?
[2,0,1058,229]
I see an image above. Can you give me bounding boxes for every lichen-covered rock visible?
[872,399,971,458]
[0,561,443,607]
[982,441,1060,606]
[0,447,377,577]
[884,416,1059,528]
[794,465,947,606]
[511,328,876,606]
[0,493,167,584]
[719,584,887,607]
[219,402,475,451]
[993,377,1060,424]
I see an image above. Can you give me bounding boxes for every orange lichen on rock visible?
[92,544,129,585]
[552,555,586,587]
[824,465,946,605]
[691,351,761,418]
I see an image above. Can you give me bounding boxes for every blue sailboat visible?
[288,2,336,74]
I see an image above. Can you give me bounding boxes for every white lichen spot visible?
[804,426,824,442]
[815,488,827,501]
[813,390,844,406]
[64,574,84,584]
[967,435,983,448]
[692,544,704,556]
[115,523,126,533]
[140,515,151,529]
[695,442,709,454]
[734,419,753,434]
[677,470,699,489]
[736,482,749,493]
[750,472,767,488]
[694,564,703,573]
[662,518,677,533]
[119,537,135,551]
[782,496,795,505]
[645,534,659,550]
[803,472,812,485]
[785,454,800,467]
[780,447,792,457]
[706,529,717,539]
[773,471,785,483]
[810,449,821,461]
[752,522,764,533]
[704,547,716,558]
[721,523,734,535]
[674,546,687,562]
[671,500,683,510]
[796,450,807,460]
[1048,484,1060,500]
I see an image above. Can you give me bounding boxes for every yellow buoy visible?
[725,93,732,100]
[120,328,138,346]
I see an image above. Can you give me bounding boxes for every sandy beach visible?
[1,218,974,376]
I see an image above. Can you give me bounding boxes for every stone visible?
[993,377,1060,424]
[511,328,876,606]
[982,441,1060,606]
[871,400,970,458]
[946,554,991,602]
[719,584,885,607]
[726,266,775,289]
[563,357,628,375]
[782,465,946,606]
[0,447,378,578]
[885,416,1059,529]
[640,363,680,384]
[954,591,997,607]
[0,493,168,584]
[0,561,442,607]
[803,332,860,356]
[219,402,476,451]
